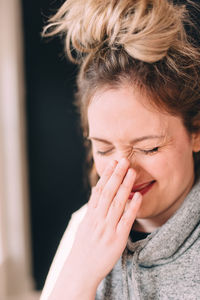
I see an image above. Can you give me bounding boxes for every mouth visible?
[128,180,156,199]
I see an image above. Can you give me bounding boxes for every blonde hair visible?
[43,0,200,182]
[44,0,197,63]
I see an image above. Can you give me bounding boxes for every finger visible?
[88,160,117,209]
[116,192,142,238]
[106,168,136,228]
[98,158,130,217]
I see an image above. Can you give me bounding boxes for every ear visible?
[191,131,200,152]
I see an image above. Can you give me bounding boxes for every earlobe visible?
[192,131,200,153]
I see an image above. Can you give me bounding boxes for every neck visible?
[133,217,163,233]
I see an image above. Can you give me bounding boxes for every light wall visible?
[0,0,35,298]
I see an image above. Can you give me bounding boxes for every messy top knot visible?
[43,0,200,182]
[44,0,194,65]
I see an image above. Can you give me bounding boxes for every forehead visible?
[87,86,179,141]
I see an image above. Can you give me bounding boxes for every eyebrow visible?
[88,135,165,145]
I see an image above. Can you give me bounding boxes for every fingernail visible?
[127,168,134,176]
[120,157,129,165]
[109,160,117,168]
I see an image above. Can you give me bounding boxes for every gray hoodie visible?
[96,180,200,299]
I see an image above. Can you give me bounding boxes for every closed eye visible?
[97,147,160,156]
[141,147,159,155]
[96,148,113,156]
[135,147,160,155]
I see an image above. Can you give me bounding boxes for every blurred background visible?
[0,1,200,300]
[0,0,87,299]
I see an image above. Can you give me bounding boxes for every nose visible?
[114,147,135,164]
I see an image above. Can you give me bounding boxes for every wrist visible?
[64,252,102,287]
[49,259,99,300]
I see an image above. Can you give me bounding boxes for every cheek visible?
[93,154,110,177]
[136,154,171,179]
[141,149,194,181]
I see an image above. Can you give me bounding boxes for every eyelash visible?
[97,149,113,156]
[141,147,159,155]
[97,147,160,156]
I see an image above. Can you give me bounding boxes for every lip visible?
[128,180,156,199]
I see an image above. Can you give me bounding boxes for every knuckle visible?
[122,179,130,189]
[112,197,124,210]
[120,215,131,228]
[88,196,98,209]
[87,214,100,228]
[94,184,103,195]
[102,227,115,244]
[114,169,123,179]
[95,223,107,239]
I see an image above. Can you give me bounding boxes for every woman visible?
[40,0,200,299]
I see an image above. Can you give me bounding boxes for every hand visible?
[49,158,142,300]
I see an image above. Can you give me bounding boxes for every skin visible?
[49,85,200,299]
[49,159,142,300]
[88,85,200,232]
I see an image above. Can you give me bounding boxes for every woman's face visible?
[87,85,200,231]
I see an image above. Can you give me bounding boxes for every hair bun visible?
[43,0,190,63]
